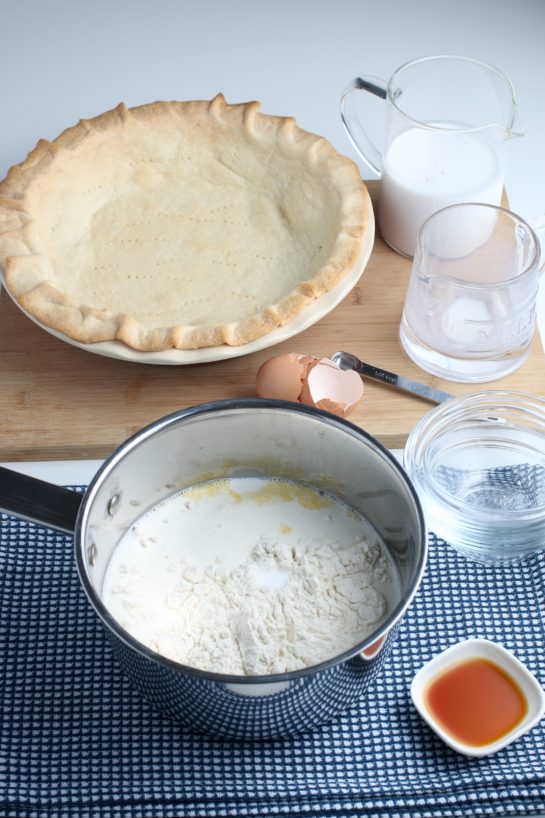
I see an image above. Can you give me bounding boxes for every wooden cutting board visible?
[1,180,543,461]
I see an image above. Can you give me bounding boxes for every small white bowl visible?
[411,638,545,757]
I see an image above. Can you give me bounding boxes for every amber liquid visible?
[425,657,527,747]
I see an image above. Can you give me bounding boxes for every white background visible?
[1,0,544,218]
[1,2,545,810]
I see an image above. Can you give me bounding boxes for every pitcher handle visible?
[340,76,388,177]
[529,214,545,276]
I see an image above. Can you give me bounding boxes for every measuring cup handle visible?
[529,215,545,276]
[340,75,388,177]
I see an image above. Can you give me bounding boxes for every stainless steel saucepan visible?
[0,399,427,740]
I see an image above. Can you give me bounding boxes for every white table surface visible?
[1,1,545,812]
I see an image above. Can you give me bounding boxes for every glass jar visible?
[404,391,545,564]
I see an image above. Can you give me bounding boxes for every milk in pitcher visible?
[379,127,504,257]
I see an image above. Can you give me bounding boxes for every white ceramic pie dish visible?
[411,638,545,757]
[0,97,374,358]
[0,209,374,365]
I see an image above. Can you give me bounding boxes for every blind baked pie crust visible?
[0,95,372,351]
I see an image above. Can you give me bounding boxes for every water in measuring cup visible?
[400,278,534,382]
[379,127,503,257]
[404,276,533,357]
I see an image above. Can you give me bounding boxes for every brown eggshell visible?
[299,358,364,417]
[255,353,318,402]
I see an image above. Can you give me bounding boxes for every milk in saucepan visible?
[101,477,400,675]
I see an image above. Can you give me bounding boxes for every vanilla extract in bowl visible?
[424,657,527,747]
[411,638,545,756]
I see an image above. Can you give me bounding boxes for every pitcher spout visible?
[485,110,524,143]
[505,105,525,140]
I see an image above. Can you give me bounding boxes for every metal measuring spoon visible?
[331,351,453,405]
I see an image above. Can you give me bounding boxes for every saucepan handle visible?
[0,466,82,535]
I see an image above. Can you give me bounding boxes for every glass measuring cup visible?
[340,55,524,257]
[400,204,545,383]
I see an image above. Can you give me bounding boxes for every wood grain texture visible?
[1,181,543,460]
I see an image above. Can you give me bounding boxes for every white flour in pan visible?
[102,477,400,675]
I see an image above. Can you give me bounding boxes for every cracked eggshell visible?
[299,358,364,417]
[255,353,318,402]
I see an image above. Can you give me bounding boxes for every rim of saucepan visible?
[387,54,519,134]
[74,398,428,684]
[415,202,541,285]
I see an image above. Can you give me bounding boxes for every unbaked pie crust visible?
[0,95,372,351]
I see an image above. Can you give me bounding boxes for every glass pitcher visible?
[340,55,524,257]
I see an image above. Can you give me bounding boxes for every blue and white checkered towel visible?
[1,492,544,818]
